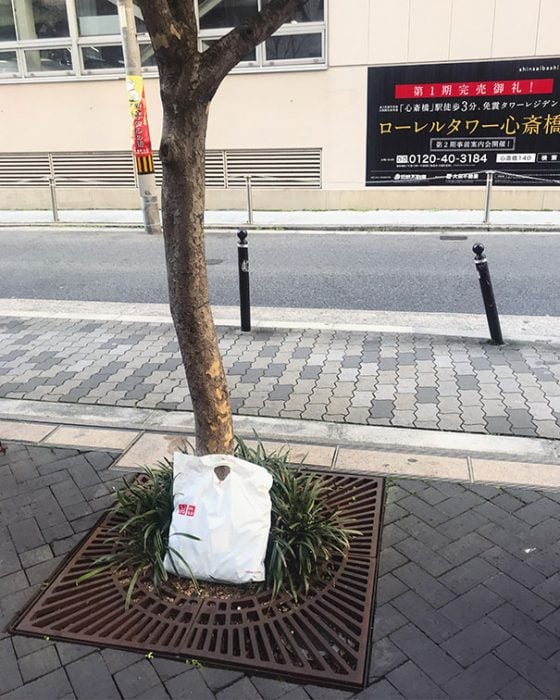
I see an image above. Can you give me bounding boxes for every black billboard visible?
[366,57,560,186]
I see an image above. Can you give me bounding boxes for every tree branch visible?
[168,0,199,37]
[199,0,310,97]
[136,0,198,66]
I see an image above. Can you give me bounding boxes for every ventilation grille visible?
[152,150,226,188]
[0,153,51,187]
[225,149,322,188]
[1,149,321,189]
[51,152,137,188]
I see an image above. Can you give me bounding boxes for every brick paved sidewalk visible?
[1,316,560,440]
[2,443,560,699]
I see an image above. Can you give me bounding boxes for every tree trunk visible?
[159,99,234,456]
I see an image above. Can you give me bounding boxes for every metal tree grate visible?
[11,472,384,691]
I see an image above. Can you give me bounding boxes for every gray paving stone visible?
[114,659,163,698]
[439,584,504,626]
[12,636,52,660]
[456,375,480,390]
[415,387,438,404]
[541,608,560,637]
[369,400,394,419]
[354,679,404,699]
[376,573,409,606]
[481,546,547,589]
[393,562,455,608]
[372,603,408,641]
[444,653,517,700]
[439,532,492,566]
[250,676,298,700]
[391,624,461,686]
[369,637,408,679]
[495,638,560,698]
[164,669,214,699]
[442,616,509,666]
[486,572,554,621]
[0,668,74,699]
[497,675,547,699]
[490,602,560,659]
[18,646,61,684]
[8,517,44,553]
[484,416,513,434]
[398,515,451,550]
[439,557,500,595]
[217,677,263,699]
[392,590,459,644]
[65,652,121,700]
[0,639,23,694]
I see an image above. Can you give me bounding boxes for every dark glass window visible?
[0,0,16,41]
[82,43,124,70]
[140,43,157,67]
[199,0,258,30]
[14,0,69,40]
[265,33,322,61]
[0,50,17,72]
[24,47,72,72]
[263,0,323,22]
[76,0,146,36]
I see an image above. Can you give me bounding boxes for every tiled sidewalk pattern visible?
[2,316,560,439]
[2,444,560,699]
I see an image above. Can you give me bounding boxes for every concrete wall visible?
[1,0,559,210]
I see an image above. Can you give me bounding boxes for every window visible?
[24,47,72,73]
[81,43,122,70]
[0,0,326,80]
[199,0,259,30]
[262,0,323,22]
[198,0,325,69]
[76,0,119,36]
[76,0,145,36]
[0,0,16,41]
[14,0,70,40]
[0,49,17,72]
[265,33,322,62]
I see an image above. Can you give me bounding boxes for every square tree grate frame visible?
[11,471,384,691]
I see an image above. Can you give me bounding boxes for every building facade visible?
[1,0,559,211]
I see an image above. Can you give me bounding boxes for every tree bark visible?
[159,98,234,455]
[137,0,312,456]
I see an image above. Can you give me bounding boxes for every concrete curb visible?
[0,396,558,462]
[2,299,560,345]
[1,399,559,489]
[1,221,560,233]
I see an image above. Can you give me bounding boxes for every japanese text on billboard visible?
[366,58,560,186]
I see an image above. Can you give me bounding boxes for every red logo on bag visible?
[178,503,196,516]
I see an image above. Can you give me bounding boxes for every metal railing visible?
[8,168,560,225]
[366,169,560,226]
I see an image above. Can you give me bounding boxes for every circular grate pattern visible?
[11,471,384,691]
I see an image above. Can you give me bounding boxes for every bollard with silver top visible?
[483,170,494,224]
[245,175,254,225]
[472,243,503,345]
[237,229,251,332]
[48,177,59,223]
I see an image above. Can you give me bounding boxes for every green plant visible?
[235,437,358,600]
[78,459,199,607]
[81,437,358,605]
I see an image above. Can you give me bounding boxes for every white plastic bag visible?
[163,452,273,584]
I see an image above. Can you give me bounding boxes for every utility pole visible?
[118,0,161,235]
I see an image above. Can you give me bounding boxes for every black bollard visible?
[472,243,504,345]
[237,229,251,332]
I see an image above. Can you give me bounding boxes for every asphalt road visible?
[1,228,558,316]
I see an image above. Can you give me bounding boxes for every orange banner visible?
[127,76,154,167]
